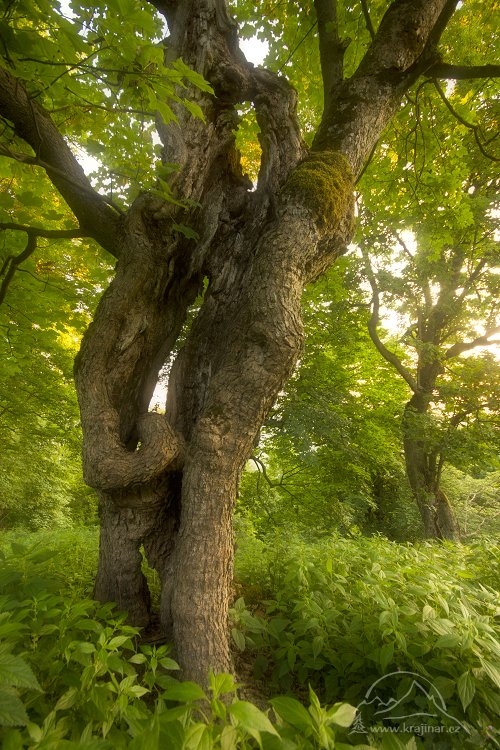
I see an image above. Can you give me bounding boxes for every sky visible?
[240,37,269,66]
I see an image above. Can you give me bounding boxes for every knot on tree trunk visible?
[83,412,185,493]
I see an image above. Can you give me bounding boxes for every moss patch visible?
[281,150,354,230]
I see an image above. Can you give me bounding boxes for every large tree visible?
[1,0,498,682]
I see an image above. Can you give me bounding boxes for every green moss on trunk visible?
[281,150,354,230]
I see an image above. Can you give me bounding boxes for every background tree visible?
[1,0,498,684]
[359,79,499,540]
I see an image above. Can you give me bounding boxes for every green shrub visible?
[0,527,99,597]
[0,540,367,749]
[232,535,500,748]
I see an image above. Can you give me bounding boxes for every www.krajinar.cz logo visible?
[349,671,468,739]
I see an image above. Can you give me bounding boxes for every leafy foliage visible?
[238,259,420,541]
[233,533,500,747]
[0,536,367,749]
[0,229,109,528]
[0,0,498,744]
[1,0,212,205]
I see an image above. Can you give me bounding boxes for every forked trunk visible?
[70,0,456,683]
[0,0,463,684]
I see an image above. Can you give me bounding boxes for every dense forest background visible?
[0,0,499,747]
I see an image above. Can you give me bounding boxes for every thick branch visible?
[363,251,418,392]
[313,0,459,174]
[83,413,185,493]
[427,62,500,80]
[0,66,122,255]
[444,326,500,360]
[0,144,125,217]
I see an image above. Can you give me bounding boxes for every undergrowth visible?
[0,529,498,748]
[232,532,500,748]
[0,538,365,749]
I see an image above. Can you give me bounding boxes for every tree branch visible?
[0,66,123,255]
[278,20,318,72]
[83,413,185,493]
[314,0,347,101]
[433,79,500,161]
[0,144,125,218]
[444,326,500,360]
[250,455,297,499]
[457,258,487,304]
[0,233,37,306]
[394,230,415,262]
[313,0,460,175]
[0,222,89,239]
[362,249,418,392]
[427,62,500,80]
[0,222,91,304]
[360,0,376,40]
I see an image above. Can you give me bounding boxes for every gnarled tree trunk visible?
[0,0,459,683]
[76,0,456,684]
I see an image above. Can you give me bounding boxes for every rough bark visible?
[1,0,461,682]
[403,395,460,541]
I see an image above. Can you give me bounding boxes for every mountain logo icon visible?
[350,670,468,735]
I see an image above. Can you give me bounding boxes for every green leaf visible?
[108,635,131,649]
[162,681,207,703]
[129,653,148,664]
[184,722,209,749]
[220,725,239,750]
[229,700,279,743]
[210,672,238,697]
[326,702,357,728]
[183,100,206,123]
[129,685,150,697]
[232,628,246,651]
[172,223,199,241]
[379,642,394,671]
[159,657,180,671]
[269,696,313,731]
[481,659,500,689]
[435,634,461,649]
[0,654,42,691]
[156,100,178,125]
[0,687,29,727]
[54,687,78,711]
[1,728,24,750]
[456,671,475,711]
[422,604,436,621]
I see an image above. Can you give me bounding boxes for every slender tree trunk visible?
[403,400,460,540]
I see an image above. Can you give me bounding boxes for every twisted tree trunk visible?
[75,0,455,683]
[0,0,458,683]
